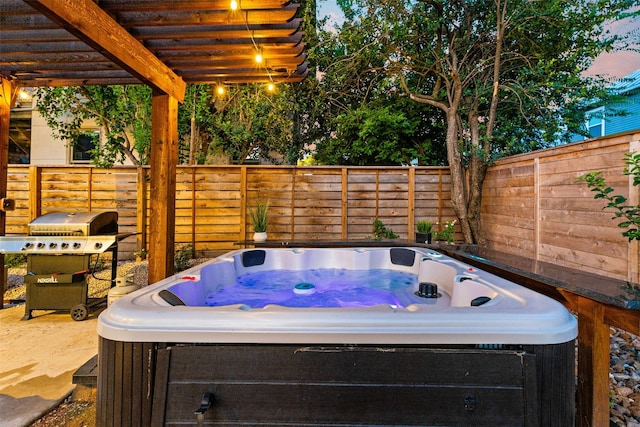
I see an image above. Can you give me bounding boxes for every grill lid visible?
[0,211,132,255]
[28,211,118,236]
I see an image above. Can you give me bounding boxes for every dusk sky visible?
[585,8,640,81]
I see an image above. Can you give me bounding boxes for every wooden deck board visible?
[72,354,98,387]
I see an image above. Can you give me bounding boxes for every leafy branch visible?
[579,152,640,241]
[372,219,398,240]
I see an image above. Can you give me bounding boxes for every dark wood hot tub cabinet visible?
[97,337,575,426]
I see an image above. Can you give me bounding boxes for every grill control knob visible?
[22,242,33,250]
[37,242,46,249]
[49,243,57,249]
[61,242,69,249]
[94,242,103,249]
[73,242,82,249]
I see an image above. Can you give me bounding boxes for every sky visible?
[316,0,640,81]
[585,8,640,81]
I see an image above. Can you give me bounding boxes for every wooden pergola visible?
[0,0,309,284]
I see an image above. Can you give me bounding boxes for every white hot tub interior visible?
[163,248,503,309]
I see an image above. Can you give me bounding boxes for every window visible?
[585,107,605,138]
[71,131,98,163]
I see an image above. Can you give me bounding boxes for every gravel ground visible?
[5,260,640,426]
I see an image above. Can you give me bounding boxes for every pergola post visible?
[148,92,179,284]
[0,78,15,308]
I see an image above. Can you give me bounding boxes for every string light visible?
[216,85,225,96]
[235,5,276,93]
[18,89,30,101]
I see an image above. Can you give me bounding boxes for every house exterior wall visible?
[606,92,640,135]
[29,106,67,164]
[571,69,640,142]
[16,99,135,166]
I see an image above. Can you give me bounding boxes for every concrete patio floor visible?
[0,304,102,427]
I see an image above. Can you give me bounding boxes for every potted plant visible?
[249,199,269,242]
[415,220,433,244]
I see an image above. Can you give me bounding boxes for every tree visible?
[332,0,635,243]
[311,14,448,166]
[208,84,302,164]
[35,85,152,167]
[314,101,446,165]
[178,84,214,165]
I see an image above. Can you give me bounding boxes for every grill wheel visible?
[71,304,89,321]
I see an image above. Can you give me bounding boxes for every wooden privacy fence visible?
[5,130,640,282]
[482,130,640,284]
[4,165,456,259]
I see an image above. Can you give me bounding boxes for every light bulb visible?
[216,86,225,96]
[255,51,263,64]
[267,83,275,92]
[230,0,238,10]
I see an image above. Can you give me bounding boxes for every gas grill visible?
[0,211,127,321]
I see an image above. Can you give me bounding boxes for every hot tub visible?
[97,247,577,426]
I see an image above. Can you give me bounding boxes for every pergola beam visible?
[24,0,186,102]
[148,93,179,284]
[0,78,14,309]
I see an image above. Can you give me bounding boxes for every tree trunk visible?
[444,111,474,243]
[467,151,488,245]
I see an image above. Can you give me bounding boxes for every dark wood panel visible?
[165,383,527,426]
[97,339,574,427]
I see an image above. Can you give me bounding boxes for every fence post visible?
[534,158,540,261]
[0,78,12,310]
[341,168,348,240]
[191,166,196,252]
[629,137,640,283]
[28,166,41,220]
[408,168,415,238]
[136,166,148,261]
[87,167,93,211]
[290,168,296,240]
[239,166,247,242]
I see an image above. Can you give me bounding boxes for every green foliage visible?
[209,84,304,164]
[315,103,444,165]
[34,85,152,167]
[178,84,214,164]
[3,253,26,268]
[433,220,456,243]
[579,152,640,241]
[416,220,433,234]
[372,219,398,240]
[133,248,147,261]
[174,244,195,272]
[249,200,269,232]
